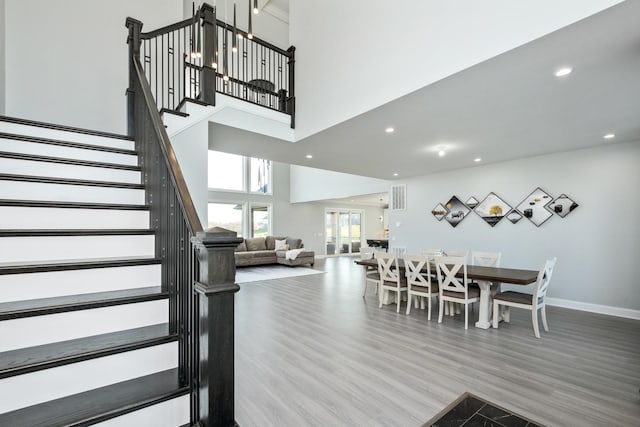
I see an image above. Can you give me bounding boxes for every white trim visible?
[546,297,640,320]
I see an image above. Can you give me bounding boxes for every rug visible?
[235,265,324,283]
[423,392,543,427]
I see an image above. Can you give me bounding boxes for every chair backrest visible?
[533,257,557,303]
[404,254,431,290]
[471,251,502,267]
[435,256,468,296]
[444,249,469,262]
[377,252,400,285]
[421,248,443,262]
[360,246,376,261]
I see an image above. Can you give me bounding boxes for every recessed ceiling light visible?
[555,67,572,77]
[603,133,615,140]
[438,150,446,157]
[393,173,399,176]
[385,127,395,133]
[305,154,313,159]
[474,158,482,162]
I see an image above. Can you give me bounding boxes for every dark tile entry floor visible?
[423,393,543,427]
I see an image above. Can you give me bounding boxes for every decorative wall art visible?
[506,210,523,224]
[444,196,470,228]
[547,194,579,218]
[431,203,448,221]
[465,196,479,210]
[430,189,577,228]
[475,193,512,227]
[516,187,553,227]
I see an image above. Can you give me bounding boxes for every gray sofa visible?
[235,235,315,267]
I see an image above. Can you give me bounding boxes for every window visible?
[207,202,244,236]
[208,150,272,194]
[250,204,271,237]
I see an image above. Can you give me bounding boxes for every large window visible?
[207,202,272,238]
[208,151,271,194]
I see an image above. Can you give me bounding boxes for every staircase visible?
[0,116,190,426]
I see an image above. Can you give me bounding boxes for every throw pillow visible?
[274,239,289,251]
[245,237,267,251]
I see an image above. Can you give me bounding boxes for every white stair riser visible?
[94,395,190,427]
[0,138,137,166]
[0,235,155,263]
[0,300,168,352]
[0,122,134,150]
[0,157,141,184]
[0,264,160,303]
[0,181,145,204]
[0,342,177,414]
[0,206,149,230]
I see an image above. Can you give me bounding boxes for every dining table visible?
[355,258,539,329]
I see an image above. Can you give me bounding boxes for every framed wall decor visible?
[516,187,553,227]
[506,209,523,224]
[465,196,479,210]
[431,203,448,221]
[444,196,470,228]
[474,193,512,227]
[547,194,578,218]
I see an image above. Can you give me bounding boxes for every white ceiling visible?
[286,1,640,180]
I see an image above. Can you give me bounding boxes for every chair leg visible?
[492,300,499,329]
[418,297,423,309]
[541,305,549,332]
[464,303,469,330]
[503,306,510,323]
[438,298,444,323]
[406,294,412,315]
[378,286,383,308]
[396,291,401,313]
[362,281,368,298]
[532,308,541,339]
[427,296,432,321]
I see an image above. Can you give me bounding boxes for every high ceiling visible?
[273,1,640,181]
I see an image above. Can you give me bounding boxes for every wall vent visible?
[389,184,406,211]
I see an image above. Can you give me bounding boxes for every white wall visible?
[290,165,390,203]
[289,0,623,139]
[4,0,182,133]
[0,0,5,115]
[390,141,640,314]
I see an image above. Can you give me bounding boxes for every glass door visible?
[325,209,363,255]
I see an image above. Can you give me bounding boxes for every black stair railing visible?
[134,3,295,128]
[127,13,243,427]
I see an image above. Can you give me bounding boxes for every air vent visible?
[389,184,406,211]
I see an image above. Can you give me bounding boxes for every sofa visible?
[235,235,315,267]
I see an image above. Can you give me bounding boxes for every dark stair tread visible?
[160,108,189,118]
[0,173,144,189]
[0,368,188,427]
[0,229,155,237]
[0,131,136,155]
[0,324,175,379]
[0,199,149,210]
[0,286,165,320]
[0,150,141,171]
[0,115,133,141]
[0,255,160,275]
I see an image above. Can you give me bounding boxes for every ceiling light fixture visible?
[253,0,259,14]
[385,127,394,133]
[474,158,482,162]
[247,0,254,39]
[306,154,313,159]
[232,1,238,53]
[554,67,572,77]
[438,150,446,157]
[393,173,399,177]
[603,133,615,140]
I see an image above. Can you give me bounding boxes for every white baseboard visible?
[546,297,640,320]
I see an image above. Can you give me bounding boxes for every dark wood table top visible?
[355,258,538,285]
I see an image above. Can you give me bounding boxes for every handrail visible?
[132,58,203,235]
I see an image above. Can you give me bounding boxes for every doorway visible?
[325,209,362,256]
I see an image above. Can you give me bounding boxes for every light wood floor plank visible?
[235,257,640,426]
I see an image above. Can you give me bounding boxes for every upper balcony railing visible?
[136,3,295,128]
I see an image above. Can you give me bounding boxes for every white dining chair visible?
[404,254,439,320]
[444,249,469,262]
[420,248,443,261]
[361,247,380,297]
[492,257,557,338]
[377,252,407,313]
[471,251,503,295]
[436,256,479,329]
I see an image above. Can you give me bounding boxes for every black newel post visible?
[201,3,217,106]
[287,46,296,129]
[191,227,242,427]
[125,18,143,137]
